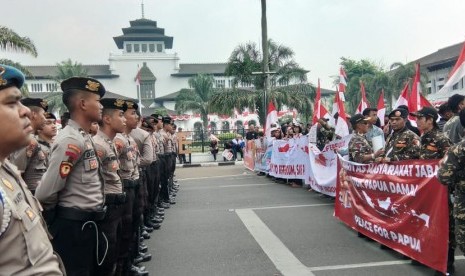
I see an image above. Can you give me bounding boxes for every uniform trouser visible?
[133,180,143,258]
[145,161,160,210]
[50,218,98,276]
[96,204,123,276]
[448,196,456,268]
[117,186,135,276]
[159,155,170,202]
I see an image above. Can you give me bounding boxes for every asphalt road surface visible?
[144,165,462,276]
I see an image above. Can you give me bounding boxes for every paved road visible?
[144,165,462,276]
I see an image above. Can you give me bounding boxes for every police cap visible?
[125,100,138,110]
[388,108,408,119]
[45,112,56,120]
[100,98,127,112]
[61,77,106,98]
[162,116,172,124]
[0,64,25,90]
[20,98,48,112]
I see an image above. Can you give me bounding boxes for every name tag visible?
[84,158,98,171]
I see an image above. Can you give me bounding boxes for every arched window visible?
[222,121,230,131]
[235,120,243,131]
[210,122,217,133]
[193,122,203,140]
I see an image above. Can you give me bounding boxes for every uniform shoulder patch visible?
[26,139,39,158]
[59,161,73,178]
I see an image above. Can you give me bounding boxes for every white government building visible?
[24,14,465,129]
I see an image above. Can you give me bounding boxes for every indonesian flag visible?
[394,82,410,108]
[135,67,141,85]
[312,79,330,124]
[420,93,433,108]
[356,81,370,114]
[338,67,348,101]
[437,40,465,95]
[265,101,278,138]
[408,63,422,120]
[377,89,386,126]
[335,94,350,138]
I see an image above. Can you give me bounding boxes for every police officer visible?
[38,112,58,147]
[0,64,64,275]
[378,108,420,162]
[93,98,127,276]
[114,100,149,276]
[9,97,48,194]
[348,114,384,164]
[170,123,179,196]
[159,116,175,207]
[36,77,107,276]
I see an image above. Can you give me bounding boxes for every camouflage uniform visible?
[420,128,451,160]
[348,132,374,164]
[423,128,455,269]
[382,127,420,161]
[316,125,334,151]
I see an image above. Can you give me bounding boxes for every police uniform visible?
[36,77,106,276]
[93,98,127,276]
[159,117,173,206]
[381,109,420,161]
[348,115,374,164]
[0,64,64,275]
[114,101,143,275]
[9,98,49,194]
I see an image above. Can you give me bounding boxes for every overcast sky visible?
[3,0,465,88]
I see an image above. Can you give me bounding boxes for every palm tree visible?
[0,26,37,57]
[175,74,216,130]
[46,59,88,113]
[0,26,38,96]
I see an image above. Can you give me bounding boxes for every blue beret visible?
[100,98,127,112]
[61,77,106,98]
[0,64,25,90]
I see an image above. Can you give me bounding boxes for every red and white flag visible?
[334,89,350,137]
[265,101,278,138]
[408,63,422,121]
[338,67,348,101]
[437,40,465,95]
[329,87,340,126]
[377,89,386,126]
[356,81,370,114]
[312,79,330,124]
[394,82,410,109]
[135,67,141,85]
[420,93,433,108]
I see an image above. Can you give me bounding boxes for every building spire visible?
[141,0,145,19]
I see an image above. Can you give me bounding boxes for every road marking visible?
[177,174,254,181]
[236,209,315,276]
[219,183,272,188]
[236,203,333,211]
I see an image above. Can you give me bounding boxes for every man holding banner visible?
[348,114,384,164]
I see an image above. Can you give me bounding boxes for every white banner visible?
[305,135,352,196]
[269,136,310,179]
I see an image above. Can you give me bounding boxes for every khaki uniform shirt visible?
[36,120,104,211]
[420,128,451,160]
[10,135,49,191]
[130,128,155,166]
[0,160,64,275]
[348,132,374,163]
[382,127,420,161]
[94,131,122,195]
[114,133,139,180]
[160,129,173,153]
[154,130,165,154]
[171,133,179,154]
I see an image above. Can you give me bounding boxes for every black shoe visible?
[151,217,163,224]
[144,221,157,228]
[139,244,148,253]
[130,264,149,276]
[161,202,170,209]
[143,225,154,233]
[139,237,144,243]
[134,253,152,264]
[151,223,161,230]
[156,210,165,216]
[169,198,176,205]
[142,230,151,240]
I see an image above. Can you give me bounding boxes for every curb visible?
[176,160,244,168]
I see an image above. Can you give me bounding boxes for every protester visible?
[246,124,257,140]
[438,103,453,132]
[210,138,219,161]
[378,108,420,162]
[397,105,421,136]
[348,114,384,163]
[316,118,334,151]
[60,111,70,129]
[443,94,465,144]
[231,134,245,160]
[362,107,384,145]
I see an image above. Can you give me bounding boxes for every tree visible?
[0,26,38,96]
[175,74,216,130]
[46,59,88,114]
[218,40,310,125]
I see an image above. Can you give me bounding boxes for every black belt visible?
[123,179,139,189]
[56,206,106,221]
[105,193,126,205]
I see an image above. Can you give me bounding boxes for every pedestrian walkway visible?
[143,166,462,276]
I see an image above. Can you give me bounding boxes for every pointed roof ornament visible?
[141,0,145,19]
